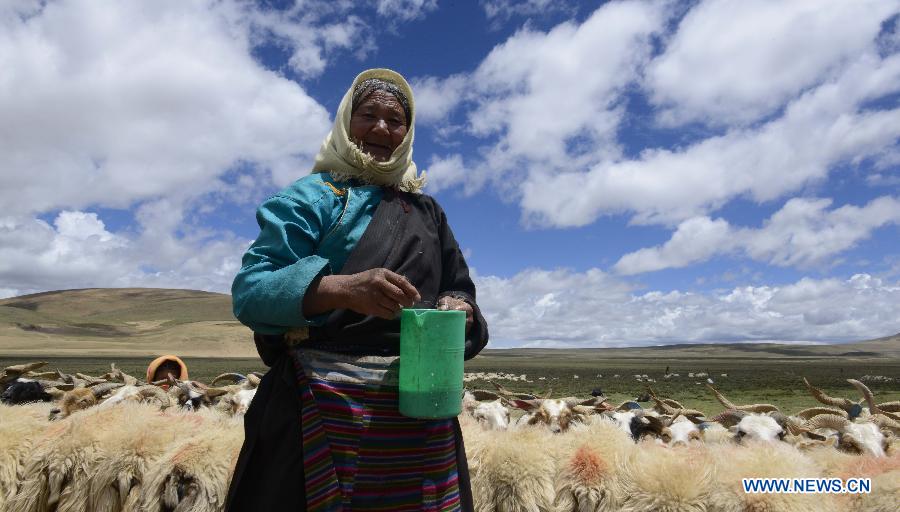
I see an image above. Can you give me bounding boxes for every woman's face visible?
[349,89,408,162]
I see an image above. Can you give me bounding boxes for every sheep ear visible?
[728,425,738,433]
[512,399,540,411]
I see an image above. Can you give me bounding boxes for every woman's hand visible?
[303,269,420,320]
[437,296,473,334]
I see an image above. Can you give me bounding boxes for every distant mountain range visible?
[0,288,897,359]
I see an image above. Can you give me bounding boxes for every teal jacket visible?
[232,173,383,334]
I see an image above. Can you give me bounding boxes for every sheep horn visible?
[847,379,900,421]
[876,401,900,412]
[707,383,779,413]
[663,398,686,409]
[488,380,537,400]
[769,412,804,437]
[805,414,851,433]
[211,373,247,386]
[868,414,900,433]
[34,379,74,391]
[803,377,855,412]
[249,371,265,379]
[710,409,747,427]
[91,382,124,398]
[3,361,48,375]
[794,407,848,420]
[204,387,230,398]
[135,385,171,407]
[642,414,666,434]
[247,374,261,388]
[650,395,676,415]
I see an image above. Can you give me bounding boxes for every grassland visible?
[1,288,897,415]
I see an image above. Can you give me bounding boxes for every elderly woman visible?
[226,69,489,512]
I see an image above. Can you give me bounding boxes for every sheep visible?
[53,382,125,419]
[471,427,558,512]
[0,380,52,404]
[491,381,599,433]
[805,414,890,457]
[97,384,171,410]
[86,404,217,511]
[552,419,634,512]
[708,442,839,512]
[463,390,512,431]
[0,402,51,510]
[136,415,244,512]
[612,443,713,512]
[208,373,261,416]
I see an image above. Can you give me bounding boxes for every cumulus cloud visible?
[414,0,665,198]
[646,0,898,126]
[521,53,900,227]
[0,210,245,299]
[0,0,356,217]
[614,196,900,274]
[476,269,900,347]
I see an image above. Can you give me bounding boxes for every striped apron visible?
[290,348,461,512]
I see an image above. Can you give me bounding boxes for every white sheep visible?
[136,415,244,512]
[612,443,713,511]
[0,402,51,510]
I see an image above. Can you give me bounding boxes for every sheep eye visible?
[737,430,746,437]
[777,431,786,439]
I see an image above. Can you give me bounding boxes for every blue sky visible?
[1,0,899,347]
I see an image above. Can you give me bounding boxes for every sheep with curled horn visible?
[162,376,232,413]
[490,381,598,433]
[706,386,816,444]
[51,382,126,420]
[209,372,260,416]
[97,384,172,410]
[803,413,891,457]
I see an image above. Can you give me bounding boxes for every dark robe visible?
[226,188,489,511]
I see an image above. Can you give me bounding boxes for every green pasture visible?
[3,354,897,416]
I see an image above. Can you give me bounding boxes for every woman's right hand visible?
[304,268,420,320]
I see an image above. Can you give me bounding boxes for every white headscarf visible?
[311,68,426,193]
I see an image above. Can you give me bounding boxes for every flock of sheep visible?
[0,361,898,511]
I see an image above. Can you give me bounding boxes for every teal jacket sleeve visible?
[232,184,336,334]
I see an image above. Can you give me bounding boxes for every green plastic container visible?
[398,308,466,419]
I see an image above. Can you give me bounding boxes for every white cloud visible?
[614,196,900,274]
[521,53,900,227]
[0,210,244,299]
[375,0,438,22]
[646,0,899,126]
[0,0,341,216]
[423,154,471,193]
[464,1,664,169]
[415,0,665,172]
[476,269,900,347]
[411,74,468,124]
